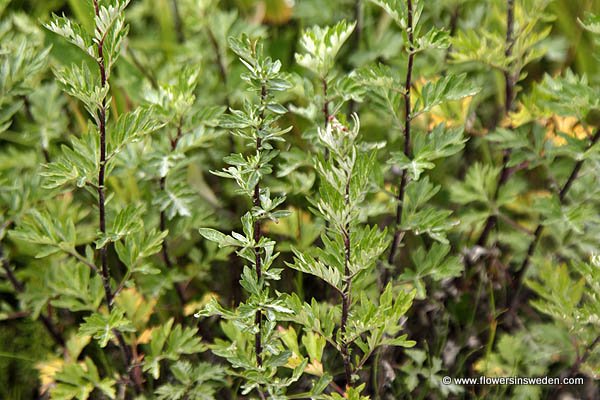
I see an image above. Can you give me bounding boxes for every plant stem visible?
[0,245,65,347]
[443,6,460,65]
[550,333,600,396]
[127,47,158,90]
[473,0,515,248]
[353,0,363,48]
[510,129,600,310]
[322,77,331,161]
[171,0,185,43]
[207,27,229,106]
[340,178,353,388]
[93,0,112,311]
[503,0,515,115]
[570,334,600,376]
[253,84,268,368]
[206,26,234,153]
[347,0,363,115]
[387,0,414,271]
[322,78,330,128]
[93,1,142,392]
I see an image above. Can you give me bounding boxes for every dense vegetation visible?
[1,0,600,398]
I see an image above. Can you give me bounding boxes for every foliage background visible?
[2,0,600,399]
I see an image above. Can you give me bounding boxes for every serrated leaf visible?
[79,308,135,348]
[295,20,356,77]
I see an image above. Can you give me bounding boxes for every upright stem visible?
[443,6,460,65]
[511,129,600,310]
[206,27,234,154]
[474,0,515,248]
[92,1,141,392]
[570,334,600,376]
[353,0,363,49]
[171,0,185,43]
[503,0,515,115]
[0,245,65,347]
[253,84,268,367]
[93,0,112,310]
[322,77,331,160]
[207,28,229,106]
[322,78,330,128]
[348,0,362,115]
[127,47,158,90]
[340,179,352,387]
[387,0,414,270]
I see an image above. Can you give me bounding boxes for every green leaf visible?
[527,263,585,324]
[400,243,463,299]
[287,247,343,292]
[414,74,480,116]
[48,261,104,312]
[42,127,99,189]
[152,182,195,219]
[302,331,326,363]
[115,228,167,273]
[10,209,78,258]
[449,163,500,205]
[143,318,206,379]
[44,15,95,58]
[369,0,407,29]
[79,308,135,348]
[96,205,144,249]
[295,20,356,77]
[198,228,241,248]
[579,12,600,34]
[51,358,116,400]
[108,106,165,156]
[53,62,107,122]
[94,0,130,72]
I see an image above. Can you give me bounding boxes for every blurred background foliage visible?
[2,0,600,398]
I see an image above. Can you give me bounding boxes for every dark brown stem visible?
[253,84,268,368]
[322,78,330,128]
[498,213,534,236]
[503,0,515,115]
[127,47,158,90]
[340,180,352,388]
[570,335,600,376]
[322,78,331,160]
[472,0,516,248]
[511,129,600,309]
[387,0,414,272]
[550,334,600,397]
[353,0,363,51]
[443,6,460,65]
[38,313,65,348]
[207,27,229,104]
[206,27,233,153]
[171,0,185,43]
[93,1,142,392]
[98,80,112,311]
[1,246,65,347]
[347,0,363,115]
[93,0,112,311]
